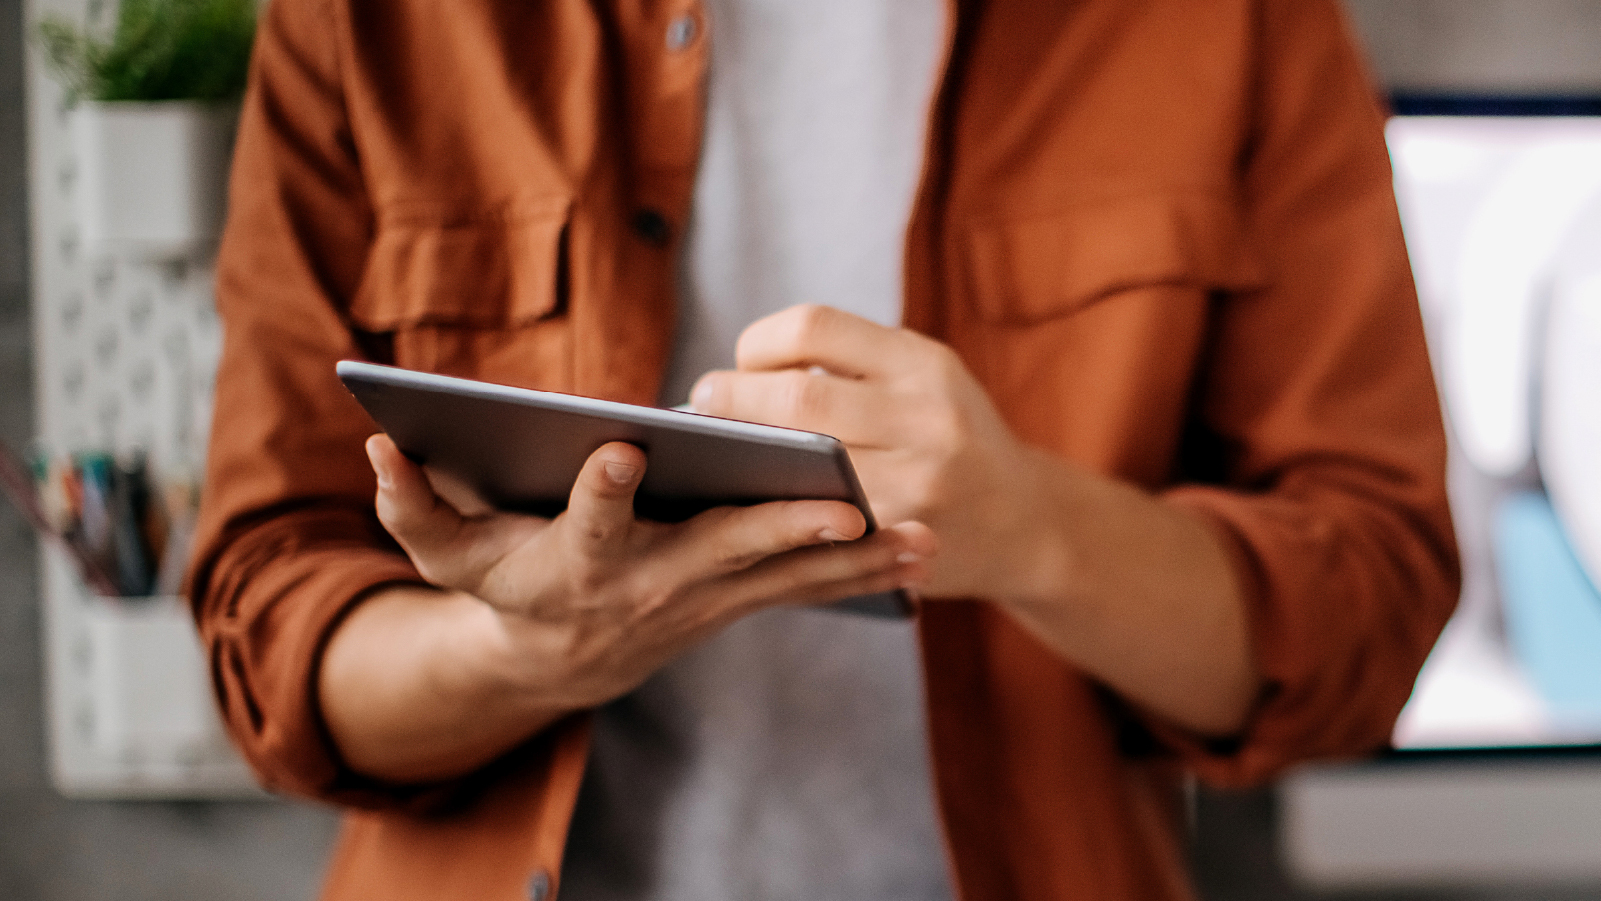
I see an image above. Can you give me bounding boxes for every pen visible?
[0,439,121,596]
[77,453,114,586]
[154,476,198,596]
[109,453,156,596]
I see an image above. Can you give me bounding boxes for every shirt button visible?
[631,209,672,247]
[666,14,698,51]
[526,869,551,901]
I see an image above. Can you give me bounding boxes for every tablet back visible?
[337,361,905,616]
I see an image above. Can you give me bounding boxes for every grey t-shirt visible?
[558,0,954,898]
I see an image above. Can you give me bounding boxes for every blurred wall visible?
[1,0,21,315]
[1,1,1600,900]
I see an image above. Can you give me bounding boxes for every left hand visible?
[690,304,1037,599]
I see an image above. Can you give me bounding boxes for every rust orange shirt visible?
[189,1,1461,899]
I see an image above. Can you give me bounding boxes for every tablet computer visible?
[337,360,908,617]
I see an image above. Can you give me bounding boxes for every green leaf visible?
[36,0,257,104]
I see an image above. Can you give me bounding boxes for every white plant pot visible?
[72,101,237,260]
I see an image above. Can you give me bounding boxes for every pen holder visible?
[41,546,262,798]
[82,595,217,762]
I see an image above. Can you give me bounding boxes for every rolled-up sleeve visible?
[1145,0,1460,786]
[186,0,432,805]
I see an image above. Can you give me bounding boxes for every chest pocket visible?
[347,204,571,385]
[963,190,1265,325]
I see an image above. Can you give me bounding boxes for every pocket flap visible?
[349,213,567,330]
[965,191,1265,325]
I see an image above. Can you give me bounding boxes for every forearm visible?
[319,585,571,784]
[990,446,1261,737]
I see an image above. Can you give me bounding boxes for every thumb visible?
[561,442,647,559]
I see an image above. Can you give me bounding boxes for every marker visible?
[0,440,121,596]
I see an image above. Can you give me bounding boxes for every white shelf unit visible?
[24,0,260,798]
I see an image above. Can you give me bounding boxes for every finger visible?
[368,435,552,598]
[733,304,914,379]
[651,498,868,580]
[423,466,496,517]
[776,561,929,609]
[597,501,876,645]
[688,369,897,446]
[561,442,648,560]
[705,520,938,613]
[367,433,470,566]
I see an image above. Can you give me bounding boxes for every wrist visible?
[979,444,1084,612]
[346,585,573,729]
[319,583,573,782]
[456,593,587,722]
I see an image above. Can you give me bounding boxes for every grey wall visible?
[1,0,22,316]
[2,1,1601,900]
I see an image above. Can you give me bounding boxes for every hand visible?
[365,434,937,713]
[685,306,1262,736]
[688,305,1038,600]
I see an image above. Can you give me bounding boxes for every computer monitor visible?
[1281,101,1601,889]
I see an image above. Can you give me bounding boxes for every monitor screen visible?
[1384,109,1601,753]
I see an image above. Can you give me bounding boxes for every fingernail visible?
[896,551,924,564]
[373,464,392,491]
[690,378,714,412]
[817,528,849,542]
[604,461,639,485]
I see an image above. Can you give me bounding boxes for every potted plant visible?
[39,0,256,259]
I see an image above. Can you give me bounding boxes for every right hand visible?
[366,434,936,714]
